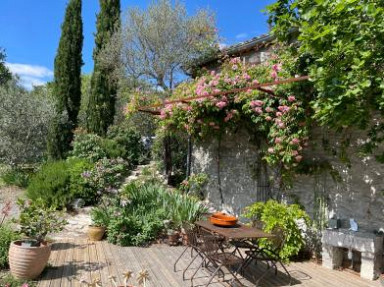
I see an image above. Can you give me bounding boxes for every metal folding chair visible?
[241,226,292,285]
[190,233,244,287]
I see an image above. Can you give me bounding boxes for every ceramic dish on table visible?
[210,212,238,227]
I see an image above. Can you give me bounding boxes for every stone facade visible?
[192,127,384,232]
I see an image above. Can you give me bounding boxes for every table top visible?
[195,220,274,240]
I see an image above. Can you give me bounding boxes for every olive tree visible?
[98,0,218,91]
[0,79,56,165]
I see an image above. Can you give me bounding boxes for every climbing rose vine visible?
[155,57,309,174]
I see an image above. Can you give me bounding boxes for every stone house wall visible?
[192,127,384,232]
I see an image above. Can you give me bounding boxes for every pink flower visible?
[265,107,274,113]
[216,101,227,109]
[278,122,286,129]
[230,57,241,64]
[268,147,274,153]
[278,105,290,113]
[295,155,303,162]
[274,137,282,144]
[288,95,296,102]
[159,110,167,120]
[21,284,29,287]
[276,112,283,117]
[265,116,272,121]
[253,107,263,114]
[232,65,238,70]
[270,70,278,79]
[252,79,259,85]
[292,150,299,156]
[197,119,203,124]
[250,100,264,108]
[291,138,300,145]
[209,122,215,126]
[272,63,282,72]
[243,73,251,81]
[210,70,216,76]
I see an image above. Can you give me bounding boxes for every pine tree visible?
[48,0,83,159]
[87,0,121,136]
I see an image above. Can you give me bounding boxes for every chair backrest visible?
[198,233,222,258]
[252,219,265,230]
[270,226,285,250]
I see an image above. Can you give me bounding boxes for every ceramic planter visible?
[168,232,179,246]
[8,240,51,280]
[88,225,106,241]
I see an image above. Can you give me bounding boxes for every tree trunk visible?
[163,135,172,184]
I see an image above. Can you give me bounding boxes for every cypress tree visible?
[87,0,121,136]
[48,0,83,159]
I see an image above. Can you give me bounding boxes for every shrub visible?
[67,158,95,205]
[83,157,129,196]
[1,167,32,188]
[106,124,146,164]
[105,182,206,246]
[26,160,71,208]
[0,273,36,287]
[69,130,107,162]
[17,198,67,244]
[0,224,20,268]
[107,212,164,246]
[243,200,311,261]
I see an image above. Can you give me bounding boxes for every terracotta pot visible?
[88,225,106,241]
[167,233,179,246]
[181,232,188,246]
[9,240,51,280]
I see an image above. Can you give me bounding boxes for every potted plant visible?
[9,198,67,279]
[380,273,384,287]
[166,229,179,246]
[88,204,110,241]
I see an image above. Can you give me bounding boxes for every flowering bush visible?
[146,58,309,188]
[82,158,129,198]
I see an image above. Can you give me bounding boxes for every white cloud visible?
[19,76,46,90]
[235,33,248,39]
[219,43,228,50]
[5,63,53,90]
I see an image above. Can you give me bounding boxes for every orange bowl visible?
[210,213,238,226]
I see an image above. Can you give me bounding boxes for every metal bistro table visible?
[195,220,274,241]
[193,220,276,285]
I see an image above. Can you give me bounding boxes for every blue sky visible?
[0,0,274,89]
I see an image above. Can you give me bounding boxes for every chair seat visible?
[210,252,243,266]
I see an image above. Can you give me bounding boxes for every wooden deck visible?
[37,239,380,287]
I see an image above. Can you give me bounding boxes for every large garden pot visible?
[8,240,51,280]
[88,225,106,241]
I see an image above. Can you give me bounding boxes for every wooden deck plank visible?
[60,239,76,287]
[87,240,102,284]
[49,239,69,287]
[37,240,61,287]
[118,246,145,286]
[94,241,111,286]
[36,241,381,287]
